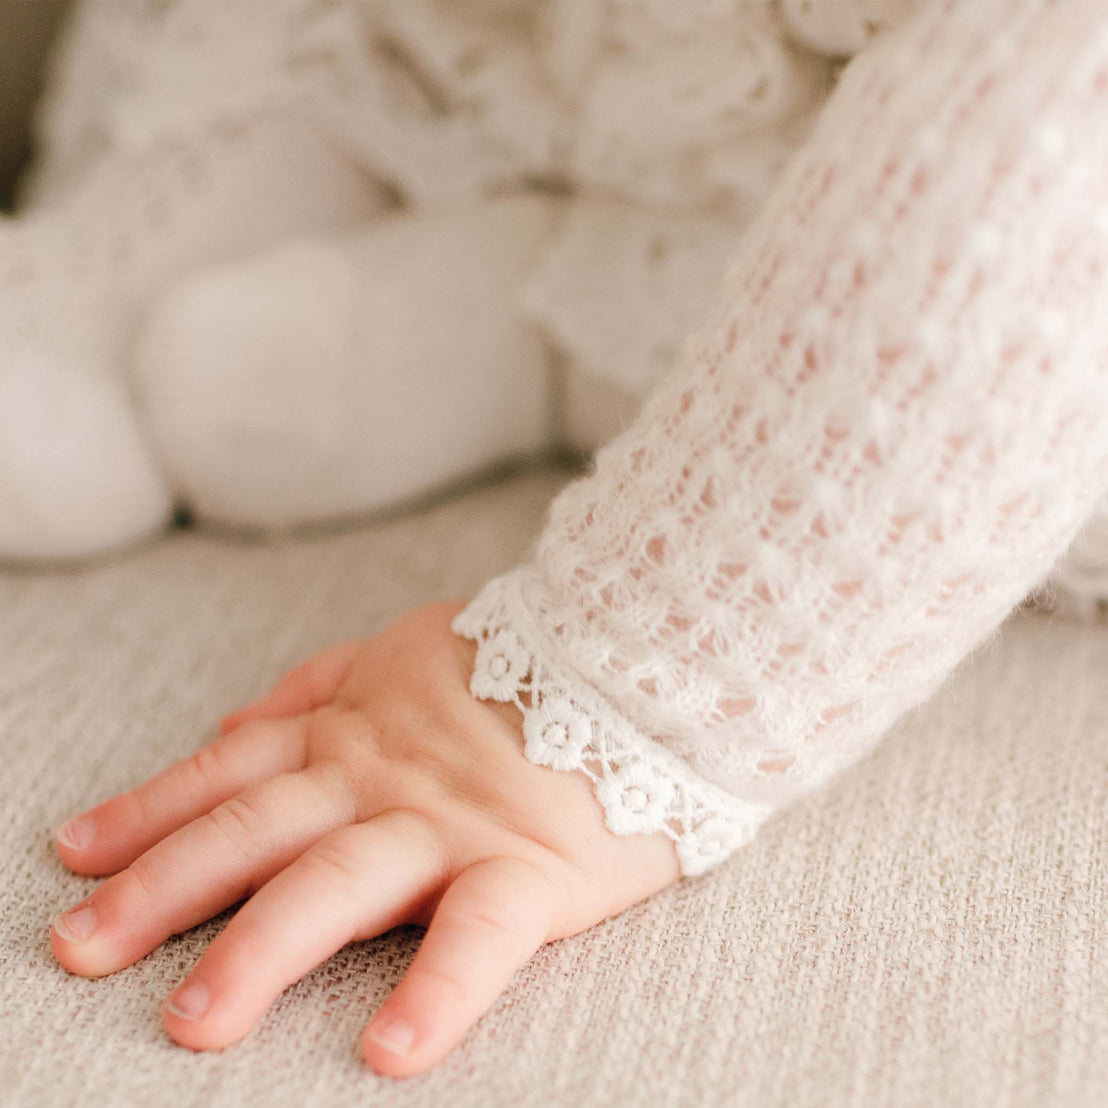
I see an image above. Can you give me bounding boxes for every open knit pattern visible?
[455,0,1108,875]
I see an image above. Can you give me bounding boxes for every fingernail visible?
[366,1015,416,1056]
[53,903,97,943]
[56,815,95,851]
[165,982,210,1021]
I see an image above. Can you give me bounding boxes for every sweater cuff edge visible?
[453,567,771,876]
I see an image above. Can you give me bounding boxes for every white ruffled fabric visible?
[5,0,922,555]
[455,0,1108,874]
[25,0,853,404]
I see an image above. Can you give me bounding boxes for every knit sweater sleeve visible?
[453,0,1108,876]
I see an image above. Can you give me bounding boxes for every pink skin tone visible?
[51,602,679,1078]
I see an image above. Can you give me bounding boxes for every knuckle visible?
[204,795,263,858]
[381,809,451,879]
[125,785,159,831]
[189,742,226,787]
[300,656,331,696]
[234,719,276,746]
[300,835,363,893]
[385,807,440,845]
[451,857,560,944]
[117,856,161,910]
[273,667,304,700]
[439,902,518,945]
[219,913,271,961]
[500,853,556,893]
[305,711,357,762]
[305,754,361,823]
[518,854,573,932]
[492,857,557,921]
[413,962,470,1008]
[366,806,426,844]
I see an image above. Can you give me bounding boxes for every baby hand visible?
[51,603,679,1076]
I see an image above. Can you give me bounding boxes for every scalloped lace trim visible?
[452,568,771,877]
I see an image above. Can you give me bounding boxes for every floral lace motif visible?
[453,567,772,877]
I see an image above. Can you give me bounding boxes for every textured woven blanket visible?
[0,467,1104,1108]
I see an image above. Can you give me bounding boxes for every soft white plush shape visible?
[0,355,171,562]
[0,114,385,563]
[0,0,849,563]
[136,196,560,531]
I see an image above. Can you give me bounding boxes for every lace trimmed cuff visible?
[452,567,772,877]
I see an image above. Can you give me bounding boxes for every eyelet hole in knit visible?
[754,755,795,777]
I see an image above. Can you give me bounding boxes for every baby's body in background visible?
[0,0,910,558]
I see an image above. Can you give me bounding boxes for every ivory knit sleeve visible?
[453,0,1108,876]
